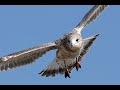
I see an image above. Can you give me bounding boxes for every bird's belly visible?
[56,49,79,61]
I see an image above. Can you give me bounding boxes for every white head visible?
[65,33,83,51]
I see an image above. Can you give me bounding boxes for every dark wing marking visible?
[0,42,57,71]
[73,5,108,33]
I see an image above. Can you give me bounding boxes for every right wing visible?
[73,5,108,34]
[0,42,57,71]
[78,33,100,62]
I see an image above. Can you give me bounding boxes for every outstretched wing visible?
[77,33,99,62]
[39,34,99,77]
[73,5,108,34]
[0,42,57,71]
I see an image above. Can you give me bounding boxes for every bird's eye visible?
[76,39,79,42]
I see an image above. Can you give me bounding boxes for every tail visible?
[39,58,76,77]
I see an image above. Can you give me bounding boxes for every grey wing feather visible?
[74,5,108,33]
[0,42,57,71]
[78,33,99,61]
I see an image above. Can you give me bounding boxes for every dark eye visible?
[76,39,79,42]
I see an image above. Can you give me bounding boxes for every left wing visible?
[0,42,57,71]
[73,5,108,34]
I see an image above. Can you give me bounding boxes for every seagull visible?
[0,5,108,78]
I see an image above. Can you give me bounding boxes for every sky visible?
[0,5,119,85]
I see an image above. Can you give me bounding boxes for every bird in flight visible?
[0,5,108,78]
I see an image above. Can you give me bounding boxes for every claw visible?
[75,60,81,71]
[65,68,71,78]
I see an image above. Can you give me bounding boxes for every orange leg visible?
[75,58,81,71]
[64,61,71,78]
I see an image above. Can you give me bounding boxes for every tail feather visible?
[39,58,76,77]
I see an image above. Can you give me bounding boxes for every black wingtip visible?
[95,33,100,37]
[39,70,44,74]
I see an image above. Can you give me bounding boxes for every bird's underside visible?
[39,34,99,78]
[0,5,108,78]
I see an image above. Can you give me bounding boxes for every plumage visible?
[0,5,108,78]
[73,5,108,34]
[0,42,57,71]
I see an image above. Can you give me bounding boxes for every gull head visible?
[66,33,83,51]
